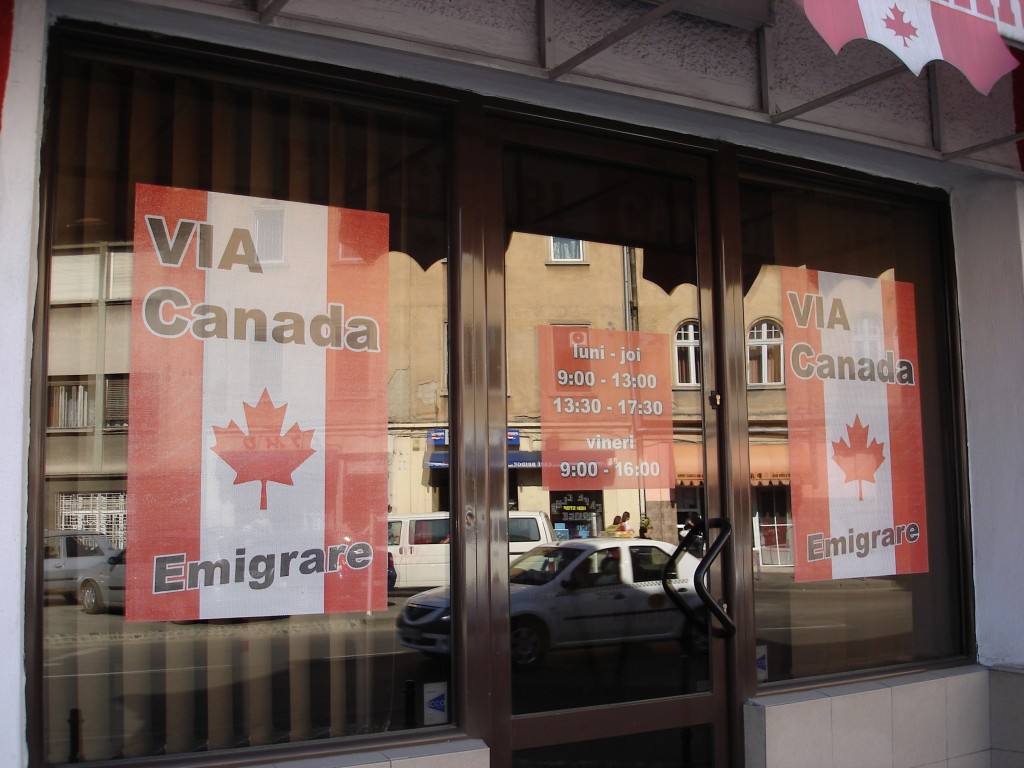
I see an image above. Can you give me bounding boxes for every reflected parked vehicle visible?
[396,537,701,665]
[387,511,555,590]
[387,551,397,592]
[78,549,126,614]
[44,530,117,604]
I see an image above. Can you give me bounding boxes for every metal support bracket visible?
[943,131,1024,160]
[769,65,906,124]
[259,0,291,25]
[547,0,690,80]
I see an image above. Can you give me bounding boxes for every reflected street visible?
[44,595,410,656]
[42,594,448,761]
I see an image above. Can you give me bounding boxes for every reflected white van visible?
[387,511,555,589]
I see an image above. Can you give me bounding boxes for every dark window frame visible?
[736,157,973,689]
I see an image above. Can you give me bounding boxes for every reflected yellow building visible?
[379,229,794,561]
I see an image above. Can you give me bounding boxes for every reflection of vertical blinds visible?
[46,52,448,763]
[51,59,447,266]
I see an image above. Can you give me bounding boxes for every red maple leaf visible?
[211,389,316,510]
[831,415,886,501]
[883,3,918,47]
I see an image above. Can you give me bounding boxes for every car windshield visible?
[510,546,585,585]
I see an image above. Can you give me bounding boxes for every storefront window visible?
[40,49,450,762]
[742,179,964,681]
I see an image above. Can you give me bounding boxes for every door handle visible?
[693,518,736,638]
[662,518,736,638]
[662,526,704,626]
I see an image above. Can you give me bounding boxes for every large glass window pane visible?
[41,52,450,763]
[741,181,963,682]
[502,147,711,713]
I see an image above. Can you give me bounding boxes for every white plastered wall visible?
[952,177,1024,669]
[0,1,46,766]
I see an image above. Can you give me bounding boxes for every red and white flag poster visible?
[800,0,1018,94]
[782,267,928,582]
[127,184,389,621]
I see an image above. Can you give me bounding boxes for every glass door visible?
[487,120,733,768]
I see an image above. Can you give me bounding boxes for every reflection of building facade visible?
[7,2,1024,767]
[387,252,450,514]
[504,235,701,541]
[386,232,710,542]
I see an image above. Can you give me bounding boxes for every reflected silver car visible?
[397,537,701,665]
[78,549,126,614]
[44,530,116,604]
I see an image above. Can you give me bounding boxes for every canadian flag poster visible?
[781,267,929,582]
[127,184,389,621]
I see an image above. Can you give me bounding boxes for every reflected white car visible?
[396,537,701,665]
[78,549,126,614]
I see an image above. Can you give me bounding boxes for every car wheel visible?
[510,619,547,667]
[80,580,105,615]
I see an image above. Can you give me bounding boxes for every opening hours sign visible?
[538,326,675,491]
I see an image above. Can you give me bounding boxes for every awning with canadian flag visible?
[799,0,1019,94]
